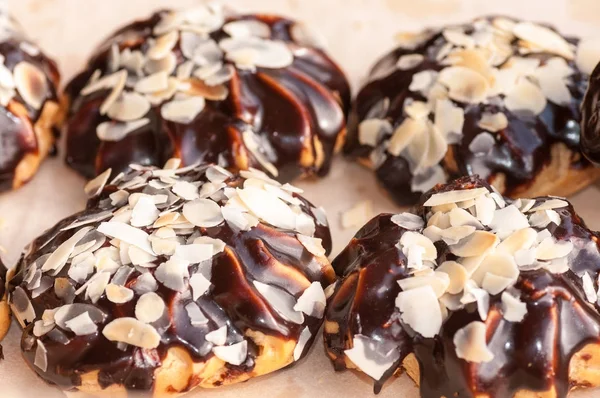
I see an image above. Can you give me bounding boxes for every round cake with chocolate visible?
[0,11,62,192]
[345,16,600,205]
[9,159,335,396]
[64,3,350,183]
[582,61,600,165]
[325,176,600,397]
[0,257,10,358]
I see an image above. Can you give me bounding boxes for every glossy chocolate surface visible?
[10,163,335,394]
[325,176,600,397]
[0,23,61,192]
[345,17,592,206]
[582,62,600,165]
[64,8,350,183]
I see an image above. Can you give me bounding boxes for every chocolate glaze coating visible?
[10,163,335,394]
[64,7,350,183]
[345,17,593,205]
[325,176,600,397]
[582,62,600,165]
[0,18,61,192]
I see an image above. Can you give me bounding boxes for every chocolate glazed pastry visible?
[9,160,335,396]
[0,13,62,192]
[324,176,600,398]
[63,3,350,183]
[345,16,600,206]
[0,258,10,359]
[581,62,600,165]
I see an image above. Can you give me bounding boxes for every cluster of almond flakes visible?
[11,159,330,373]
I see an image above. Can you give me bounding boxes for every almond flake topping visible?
[453,321,494,363]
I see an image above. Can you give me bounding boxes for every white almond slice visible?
[0,63,14,89]
[97,118,150,141]
[223,20,271,38]
[529,210,561,228]
[131,195,160,227]
[504,77,547,115]
[439,225,476,245]
[449,231,499,258]
[172,181,200,200]
[241,130,279,177]
[582,272,597,304]
[85,168,112,198]
[34,340,48,372]
[175,244,213,264]
[513,22,574,60]
[102,317,161,349]
[206,165,233,183]
[41,227,93,274]
[404,100,430,120]
[391,213,424,231]
[206,325,228,346]
[481,273,515,295]
[423,188,488,207]
[436,261,468,294]
[182,198,225,228]
[253,280,304,324]
[97,221,154,255]
[190,273,211,301]
[186,302,209,326]
[145,52,177,75]
[155,257,190,292]
[135,71,169,94]
[221,207,258,231]
[358,118,392,147]
[109,190,129,207]
[387,117,424,156]
[294,282,326,318]
[409,70,438,94]
[395,285,442,338]
[133,273,158,294]
[536,73,571,106]
[99,71,127,115]
[193,236,226,254]
[497,228,537,255]
[469,133,495,155]
[405,244,426,270]
[428,210,452,229]
[397,271,450,298]
[221,37,293,69]
[238,186,296,230]
[12,286,36,325]
[471,252,519,288]
[543,257,570,274]
[418,124,447,170]
[399,231,437,261]
[161,96,206,124]
[527,198,568,212]
[443,29,475,48]
[84,272,111,303]
[397,54,424,70]
[453,321,494,363]
[294,327,312,361]
[535,237,573,260]
[297,235,326,257]
[81,70,125,96]
[448,208,483,228]
[107,92,151,122]
[477,112,508,133]
[515,248,537,268]
[576,37,600,75]
[438,66,489,104]
[129,245,157,266]
[474,194,496,226]
[14,61,48,110]
[106,284,134,304]
[212,340,248,365]
[148,31,179,60]
[344,334,400,381]
[135,292,165,323]
[501,291,528,322]
[488,205,530,238]
[434,99,465,142]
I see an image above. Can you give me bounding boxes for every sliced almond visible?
[148,31,179,60]
[344,335,400,381]
[513,22,574,60]
[96,118,150,141]
[161,96,205,124]
[501,291,528,322]
[107,92,151,122]
[85,168,112,198]
[453,321,494,363]
[396,54,424,70]
[504,77,547,115]
[424,188,488,207]
[182,198,224,228]
[449,231,499,257]
[438,66,489,104]
[14,61,48,110]
[135,292,165,323]
[436,261,468,294]
[358,119,392,147]
[102,317,161,348]
[395,285,442,338]
[477,112,508,133]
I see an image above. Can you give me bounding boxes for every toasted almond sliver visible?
[84,168,112,198]
[102,317,161,348]
[477,112,508,133]
[397,54,425,70]
[438,66,489,104]
[424,188,488,207]
[527,198,568,212]
[14,61,48,110]
[453,321,494,363]
[504,78,547,115]
[395,285,442,338]
[358,119,393,147]
[387,117,426,157]
[501,291,528,322]
[449,231,499,257]
[436,261,468,295]
[344,334,400,381]
[513,22,574,60]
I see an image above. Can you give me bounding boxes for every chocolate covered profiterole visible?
[9,159,335,396]
[0,258,10,358]
[0,10,62,192]
[325,176,600,397]
[345,16,600,205]
[64,3,350,183]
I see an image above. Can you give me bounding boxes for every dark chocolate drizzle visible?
[0,27,60,192]
[344,17,593,206]
[64,10,351,183]
[324,176,600,397]
[10,164,335,394]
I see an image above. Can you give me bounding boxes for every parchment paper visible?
[1,0,600,396]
